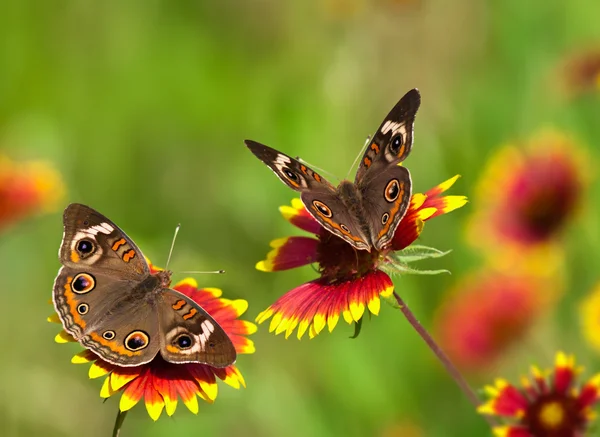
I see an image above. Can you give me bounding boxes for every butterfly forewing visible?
[355,88,420,183]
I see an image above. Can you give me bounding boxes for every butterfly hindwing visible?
[158,289,237,368]
[357,165,412,251]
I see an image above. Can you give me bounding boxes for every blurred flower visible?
[0,154,65,229]
[50,263,256,420]
[255,175,467,339]
[580,283,600,355]
[435,271,546,372]
[467,131,587,272]
[562,48,600,96]
[479,352,600,437]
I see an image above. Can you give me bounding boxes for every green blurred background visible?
[1,1,599,436]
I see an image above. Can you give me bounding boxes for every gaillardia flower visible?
[50,264,256,420]
[467,131,586,269]
[579,283,600,355]
[0,154,64,230]
[434,272,546,372]
[479,352,600,437]
[256,176,466,339]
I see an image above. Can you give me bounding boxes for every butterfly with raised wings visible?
[245,88,421,252]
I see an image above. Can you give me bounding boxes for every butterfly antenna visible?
[165,223,181,271]
[178,270,226,274]
[345,135,371,180]
[294,156,340,183]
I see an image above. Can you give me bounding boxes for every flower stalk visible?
[112,409,128,437]
[393,291,497,428]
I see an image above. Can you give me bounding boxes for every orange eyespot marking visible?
[370,143,380,153]
[384,179,401,203]
[70,251,80,263]
[172,299,186,310]
[312,200,332,218]
[111,238,126,251]
[183,308,198,320]
[363,157,372,168]
[71,273,96,294]
[313,173,322,182]
[300,165,308,174]
[124,330,150,351]
[122,249,136,263]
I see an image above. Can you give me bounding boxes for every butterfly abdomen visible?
[337,181,372,240]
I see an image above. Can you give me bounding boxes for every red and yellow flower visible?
[466,131,587,274]
[256,175,467,339]
[0,154,64,229]
[50,264,256,420]
[434,271,547,372]
[479,352,600,437]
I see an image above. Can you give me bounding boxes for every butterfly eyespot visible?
[382,213,390,225]
[384,179,401,203]
[283,169,299,181]
[390,134,403,153]
[175,334,193,349]
[340,224,350,233]
[71,273,96,294]
[77,303,89,315]
[312,200,332,218]
[124,331,149,351]
[102,330,115,340]
[208,342,215,348]
[76,239,95,255]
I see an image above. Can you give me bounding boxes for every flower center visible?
[525,394,582,436]
[316,228,380,282]
[539,401,565,429]
[510,155,580,243]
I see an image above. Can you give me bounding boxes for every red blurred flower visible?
[50,263,256,420]
[0,155,64,229]
[479,352,600,437]
[561,48,600,97]
[467,131,587,271]
[256,176,467,339]
[435,272,546,372]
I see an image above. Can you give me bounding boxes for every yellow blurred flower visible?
[580,283,600,354]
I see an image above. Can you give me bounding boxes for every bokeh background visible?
[1,1,599,436]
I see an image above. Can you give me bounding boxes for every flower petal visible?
[478,379,528,418]
[256,236,319,272]
[257,270,393,338]
[391,175,465,250]
[554,351,576,394]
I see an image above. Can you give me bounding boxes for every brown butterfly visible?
[246,88,420,252]
[52,203,236,367]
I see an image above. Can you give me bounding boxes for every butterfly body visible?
[53,203,236,368]
[246,88,421,252]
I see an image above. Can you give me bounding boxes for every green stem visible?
[112,409,128,437]
[393,291,497,428]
